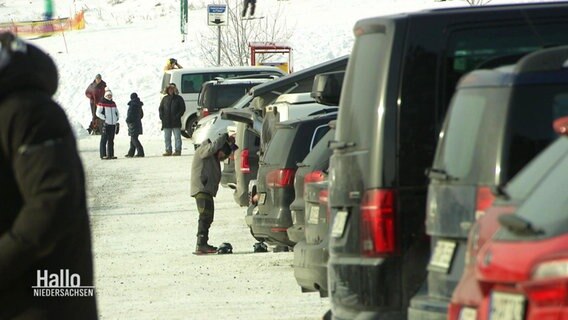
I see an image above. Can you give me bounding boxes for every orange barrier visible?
[0,11,85,38]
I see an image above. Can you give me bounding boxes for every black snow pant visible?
[195,192,215,245]
[100,124,116,158]
[127,134,145,157]
[242,0,256,17]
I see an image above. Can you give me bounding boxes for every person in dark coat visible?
[0,32,97,320]
[190,133,236,254]
[125,92,145,158]
[159,83,186,156]
[85,73,106,134]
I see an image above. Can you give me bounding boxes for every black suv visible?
[410,45,568,318]
[252,112,336,247]
[328,3,568,319]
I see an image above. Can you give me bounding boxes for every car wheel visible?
[184,116,197,138]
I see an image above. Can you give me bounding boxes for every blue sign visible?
[208,5,226,14]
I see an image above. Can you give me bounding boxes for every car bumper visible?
[251,213,293,246]
[293,240,329,295]
[287,223,305,244]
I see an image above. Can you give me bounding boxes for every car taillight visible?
[475,186,495,219]
[266,168,296,188]
[521,280,568,307]
[304,170,325,185]
[520,259,568,306]
[319,189,330,223]
[360,189,396,257]
[202,108,210,118]
[240,148,250,173]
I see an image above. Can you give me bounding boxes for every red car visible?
[472,136,568,320]
[448,205,515,320]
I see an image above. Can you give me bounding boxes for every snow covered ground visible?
[81,136,329,319]
[1,0,561,318]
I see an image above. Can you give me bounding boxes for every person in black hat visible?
[189,133,237,254]
[0,31,97,319]
[125,92,145,158]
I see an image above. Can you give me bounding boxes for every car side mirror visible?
[311,71,345,106]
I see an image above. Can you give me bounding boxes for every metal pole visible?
[217,25,221,66]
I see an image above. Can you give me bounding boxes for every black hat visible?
[130,92,138,99]
[220,142,232,156]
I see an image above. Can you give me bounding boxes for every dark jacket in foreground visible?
[190,135,230,197]
[158,94,185,128]
[0,33,97,319]
[126,97,144,136]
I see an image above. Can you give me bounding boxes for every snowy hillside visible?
[1,0,478,138]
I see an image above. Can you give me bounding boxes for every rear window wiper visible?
[499,214,544,236]
[296,162,309,168]
[425,167,457,181]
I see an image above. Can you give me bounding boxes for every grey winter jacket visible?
[190,134,229,197]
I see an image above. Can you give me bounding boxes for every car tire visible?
[183,116,197,139]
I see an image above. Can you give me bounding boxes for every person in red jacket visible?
[85,73,106,134]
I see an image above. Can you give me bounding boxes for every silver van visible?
[160,66,284,138]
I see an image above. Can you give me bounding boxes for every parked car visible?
[223,95,337,207]
[327,3,568,319]
[293,179,330,297]
[288,124,335,244]
[473,136,568,320]
[219,57,347,208]
[448,116,568,319]
[160,66,284,138]
[411,45,568,319]
[196,77,275,122]
[195,56,348,149]
[252,112,336,248]
[287,72,343,244]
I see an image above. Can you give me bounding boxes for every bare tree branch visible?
[199,0,293,66]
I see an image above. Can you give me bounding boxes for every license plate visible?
[459,307,477,320]
[307,205,319,224]
[258,193,266,205]
[331,210,348,237]
[427,240,457,273]
[489,292,525,320]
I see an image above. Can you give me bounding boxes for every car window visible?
[506,137,568,202]
[336,32,388,152]
[214,84,256,109]
[505,85,566,179]
[263,127,296,166]
[310,124,330,150]
[433,88,508,184]
[303,128,334,168]
[496,138,568,239]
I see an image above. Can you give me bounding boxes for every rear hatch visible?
[257,115,334,217]
[290,127,335,239]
